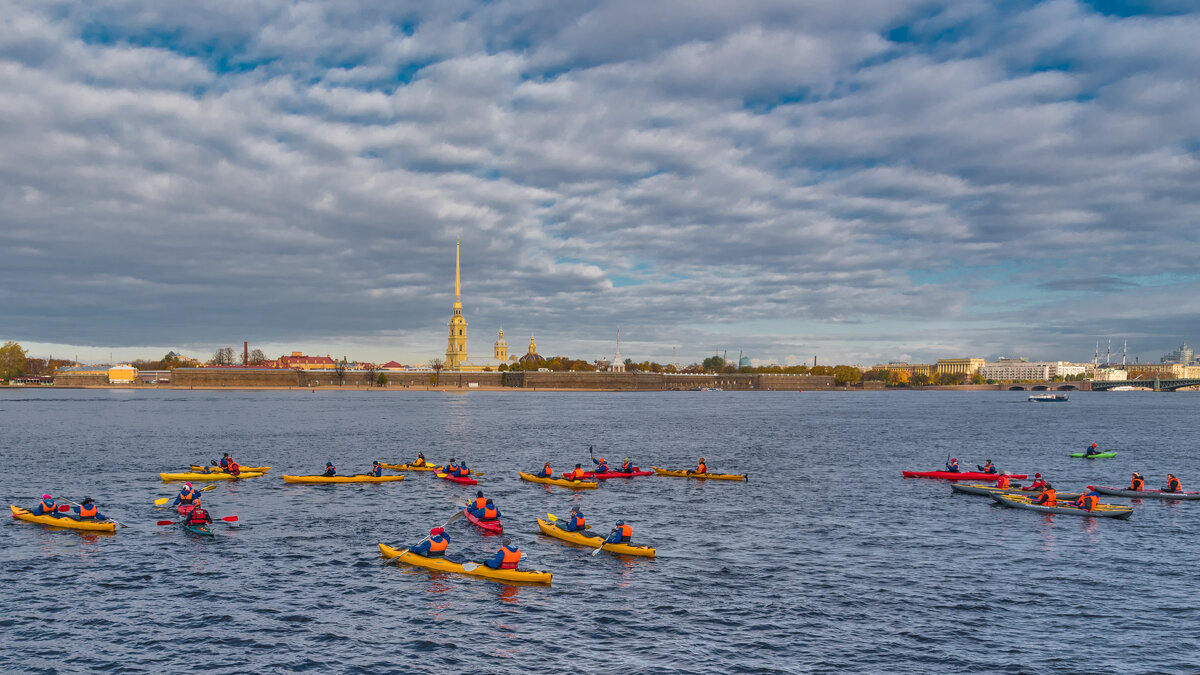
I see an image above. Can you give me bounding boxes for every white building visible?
[979,361,1087,381]
[1093,367,1128,382]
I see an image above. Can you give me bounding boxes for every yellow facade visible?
[445,239,468,368]
[108,364,137,384]
[494,330,508,361]
[936,358,985,376]
[872,363,935,377]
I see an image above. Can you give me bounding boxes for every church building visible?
[442,240,516,372]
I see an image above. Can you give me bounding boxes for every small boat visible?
[190,465,272,473]
[378,544,552,584]
[1068,452,1117,458]
[652,467,747,481]
[536,518,655,557]
[160,471,265,482]
[381,463,438,472]
[518,471,599,489]
[903,471,1028,482]
[1029,393,1068,402]
[464,508,503,534]
[580,468,654,479]
[182,523,216,536]
[1090,485,1200,500]
[439,473,478,486]
[991,493,1132,519]
[10,505,117,533]
[282,474,406,483]
[950,483,1083,500]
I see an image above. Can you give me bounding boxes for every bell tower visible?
[445,239,467,368]
[494,329,508,361]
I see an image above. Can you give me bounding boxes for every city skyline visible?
[4,2,1200,366]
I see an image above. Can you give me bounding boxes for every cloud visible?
[2,0,1199,367]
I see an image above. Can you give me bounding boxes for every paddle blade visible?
[57,505,72,512]
[435,473,447,478]
[201,485,217,492]
[154,498,171,506]
[592,546,604,556]
[461,562,478,572]
[444,510,465,526]
[546,513,558,522]
[221,516,239,522]
[157,520,178,526]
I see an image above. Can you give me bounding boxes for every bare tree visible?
[364,362,378,386]
[335,358,346,385]
[429,358,444,385]
[248,349,266,365]
[209,347,236,366]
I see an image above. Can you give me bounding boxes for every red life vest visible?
[481,505,498,521]
[697,462,707,474]
[227,461,240,476]
[79,503,97,518]
[615,523,632,541]
[428,535,448,555]
[188,508,209,525]
[498,545,521,569]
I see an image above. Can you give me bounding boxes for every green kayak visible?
[182,523,215,537]
[1068,452,1117,458]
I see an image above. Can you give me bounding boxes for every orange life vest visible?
[40,499,56,514]
[427,535,448,555]
[567,468,585,480]
[615,523,632,541]
[79,503,97,518]
[620,462,633,472]
[995,475,1010,489]
[697,462,707,474]
[413,458,426,466]
[227,461,240,475]
[1038,489,1057,507]
[498,545,521,569]
[179,488,197,503]
[1168,477,1182,492]
[1130,477,1144,490]
[471,497,486,510]
[481,505,498,521]
[570,513,586,530]
[1077,495,1098,511]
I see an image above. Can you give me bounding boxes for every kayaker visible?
[605,520,633,544]
[592,456,610,474]
[456,462,471,478]
[695,458,708,475]
[409,527,450,558]
[173,483,199,506]
[978,460,998,474]
[1022,473,1046,492]
[441,458,459,476]
[1165,474,1182,493]
[945,458,960,472]
[32,494,60,517]
[1032,484,1057,507]
[186,499,213,527]
[371,461,383,477]
[1129,473,1144,491]
[564,464,587,481]
[322,462,336,477]
[1084,443,1100,457]
[478,499,501,522]
[558,506,586,533]
[619,458,634,473]
[1072,489,1100,511]
[483,538,521,570]
[225,458,241,477]
[995,474,1011,489]
[68,497,106,521]
[219,453,233,470]
[468,491,486,513]
[413,453,428,467]
[535,462,553,478]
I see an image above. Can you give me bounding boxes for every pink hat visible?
[42,494,52,499]
[184,482,192,487]
[430,527,444,536]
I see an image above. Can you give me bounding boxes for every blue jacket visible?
[536,467,552,477]
[604,529,625,544]
[483,546,520,569]
[470,505,501,520]
[410,533,450,556]
[592,458,609,473]
[32,501,59,517]
[371,464,382,477]
[562,513,585,532]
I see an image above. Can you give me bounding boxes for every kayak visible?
[518,471,599,489]
[1089,485,1200,500]
[536,518,656,557]
[651,467,747,481]
[1067,452,1117,459]
[464,508,503,534]
[281,474,406,483]
[378,543,552,584]
[991,493,1133,519]
[902,471,1027,481]
[190,465,272,473]
[177,503,195,515]
[580,468,654,479]
[182,523,215,536]
[439,473,478,486]
[950,483,1083,500]
[10,505,117,533]
[381,463,438,472]
[160,471,264,481]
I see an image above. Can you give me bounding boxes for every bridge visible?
[1091,378,1200,392]
[1003,382,1086,391]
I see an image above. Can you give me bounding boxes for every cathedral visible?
[442,240,517,372]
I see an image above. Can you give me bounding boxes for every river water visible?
[1,389,1198,673]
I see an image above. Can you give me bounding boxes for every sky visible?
[2,0,1199,367]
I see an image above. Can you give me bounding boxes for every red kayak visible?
[440,473,478,486]
[902,470,1028,482]
[464,508,503,534]
[177,503,195,515]
[578,468,654,479]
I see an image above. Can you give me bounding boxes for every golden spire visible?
[454,238,461,299]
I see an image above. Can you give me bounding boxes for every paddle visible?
[591,534,612,557]
[546,512,592,530]
[157,515,239,526]
[153,484,216,506]
[384,509,465,565]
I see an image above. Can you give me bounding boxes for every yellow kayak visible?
[519,471,599,489]
[536,518,655,557]
[10,505,117,533]
[378,544,552,584]
[651,466,747,481]
[381,463,437,471]
[190,465,272,473]
[282,474,405,483]
[160,471,264,481]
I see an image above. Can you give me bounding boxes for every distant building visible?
[872,362,935,377]
[1161,341,1196,365]
[379,361,406,371]
[108,364,137,384]
[1093,368,1128,382]
[739,355,752,368]
[979,361,1086,380]
[611,329,624,373]
[278,352,337,370]
[935,358,985,376]
[518,336,543,368]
